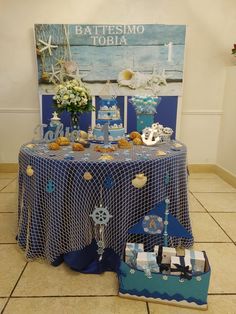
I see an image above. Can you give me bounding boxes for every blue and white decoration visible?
[118,200,211,310]
[128,200,192,242]
[142,215,164,235]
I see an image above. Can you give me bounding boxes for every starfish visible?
[38,36,58,56]
[48,65,61,83]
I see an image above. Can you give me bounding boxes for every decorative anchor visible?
[164,171,170,185]
[104,174,114,190]
[46,179,55,193]
[163,198,170,246]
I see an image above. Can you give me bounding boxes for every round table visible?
[17,141,193,272]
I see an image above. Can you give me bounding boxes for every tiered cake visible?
[93,97,125,141]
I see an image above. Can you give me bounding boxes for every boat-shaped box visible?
[118,251,211,310]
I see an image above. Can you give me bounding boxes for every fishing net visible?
[18,141,193,263]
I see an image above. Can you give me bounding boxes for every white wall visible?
[217,66,236,176]
[0,0,236,163]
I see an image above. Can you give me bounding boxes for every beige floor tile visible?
[0,179,13,191]
[188,177,236,193]
[211,213,236,241]
[0,193,17,212]
[1,179,17,193]
[189,172,219,179]
[194,193,236,212]
[0,173,17,179]
[194,243,236,293]
[13,261,118,296]
[0,213,17,243]
[190,213,231,242]
[188,193,206,212]
[0,245,27,297]
[0,298,8,313]
[5,296,147,314]
[148,295,236,314]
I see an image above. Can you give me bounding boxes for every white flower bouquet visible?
[53,79,94,115]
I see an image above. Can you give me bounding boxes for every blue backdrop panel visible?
[41,94,92,132]
[127,96,178,138]
[41,95,178,136]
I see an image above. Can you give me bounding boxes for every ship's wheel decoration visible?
[142,215,164,234]
[90,204,112,260]
[90,205,113,226]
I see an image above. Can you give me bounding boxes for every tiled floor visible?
[0,172,236,313]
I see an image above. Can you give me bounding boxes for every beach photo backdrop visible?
[34,24,186,132]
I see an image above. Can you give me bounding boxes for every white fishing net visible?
[17,141,193,263]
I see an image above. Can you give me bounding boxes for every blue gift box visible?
[125,243,144,268]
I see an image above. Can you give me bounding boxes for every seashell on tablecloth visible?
[26,165,34,177]
[83,171,93,181]
[132,173,147,188]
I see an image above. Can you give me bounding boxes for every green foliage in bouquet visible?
[53,79,94,114]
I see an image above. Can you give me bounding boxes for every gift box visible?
[185,249,205,274]
[136,252,160,273]
[153,245,170,274]
[125,243,144,267]
[171,256,192,279]
[154,245,176,264]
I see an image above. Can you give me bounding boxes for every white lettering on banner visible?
[91,35,127,46]
[75,24,145,46]
[75,25,83,35]
[84,26,92,35]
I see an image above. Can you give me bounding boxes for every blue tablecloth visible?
[17,141,193,273]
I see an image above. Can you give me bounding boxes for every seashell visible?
[48,142,60,150]
[173,143,182,148]
[83,171,93,181]
[118,69,134,82]
[56,137,70,146]
[72,143,85,151]
[79,131,88,139]
[133,137,143,145]
[118,139,132,149]
[156,150,167,156]
[41,71,49,81]
[26,144,35,149]
[26,165,34,176]
[130,131,142,140]
[64,60,78,75]
[77,138,90,148]
[99,154,114,161]
[132,173,147,188]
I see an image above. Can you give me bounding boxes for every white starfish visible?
[48,65,61,83]
[38,35,58,56]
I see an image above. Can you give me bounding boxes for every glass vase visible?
[70,112,80,131]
